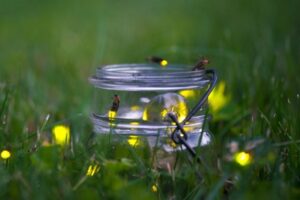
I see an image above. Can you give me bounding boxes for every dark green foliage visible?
[0,0,299,199]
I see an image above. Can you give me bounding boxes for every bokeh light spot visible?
[1,150,11,160]
[52,125,70,146]
[234,151,251,166]
[127,135,141,147]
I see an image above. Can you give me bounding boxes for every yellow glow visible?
[130,105,140,111]
[177,102,188,122]
[234,151,251,166]
[130,122,140,126]
[160,108,168,119]
[143,103,187,122]
[183,122,194,132]
[130,122,140,131]
[160,60,168,67]
[151,184,158,192]
[142,93,188,123]
[142,110,148,121]
[127,135,141,147]
[109,122,117,128]
[167,138,177,148]
[108,110,117,119]
[1,150,11,159]
[208,81,230,112]
[179,90,196,98]
[86,164,100,176]
[108,110,117,127]
[52,125,70,146]
[143,103,188,122]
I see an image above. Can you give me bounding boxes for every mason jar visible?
[89,63,214,152]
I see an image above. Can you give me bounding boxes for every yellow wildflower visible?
[52,125,70,146]
[208,81,230,112]
[1,150,11,160]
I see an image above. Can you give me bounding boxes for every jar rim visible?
[89,63,210,91]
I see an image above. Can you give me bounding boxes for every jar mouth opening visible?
[89,64,210,91]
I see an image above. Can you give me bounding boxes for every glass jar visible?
[89,63,214,152]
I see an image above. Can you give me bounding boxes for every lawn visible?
[0,0,299,199]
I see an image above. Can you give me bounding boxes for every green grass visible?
[0,0,300,199]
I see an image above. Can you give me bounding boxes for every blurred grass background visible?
[0,0,299,199]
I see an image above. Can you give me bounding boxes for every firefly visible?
[108,94,120,120]
[147,56,168,67]
[192,57,209,71]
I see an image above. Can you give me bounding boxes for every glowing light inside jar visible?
[179,89,196,99]
[127,135,141,147]
[142,93,188,123]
